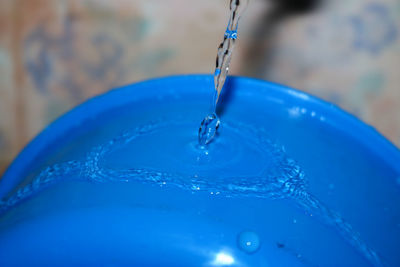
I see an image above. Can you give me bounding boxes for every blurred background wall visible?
[0,0,399,174]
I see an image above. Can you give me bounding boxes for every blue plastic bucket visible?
[0,75,399,266]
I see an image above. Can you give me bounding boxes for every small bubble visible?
[288,107,301,117]
[237,231,261,254]
[293,219,297,224]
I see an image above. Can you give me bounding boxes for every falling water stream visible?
[198,0,248,146]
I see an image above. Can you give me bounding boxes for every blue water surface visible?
[0,75,399,267]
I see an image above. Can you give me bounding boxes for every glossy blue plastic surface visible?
[0,75,399,267]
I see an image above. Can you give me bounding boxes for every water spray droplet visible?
[237,231,261,254]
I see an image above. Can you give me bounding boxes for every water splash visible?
[198,113,220,146]
[198,0,248,145]
[0,120,382,266]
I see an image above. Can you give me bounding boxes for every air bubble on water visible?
[237,231,261,254]
[288,107,301,118]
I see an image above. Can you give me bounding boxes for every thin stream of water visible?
[198,0,248,145]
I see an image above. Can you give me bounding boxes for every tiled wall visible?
[0,0,399,174]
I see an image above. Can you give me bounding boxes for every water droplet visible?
[237,231,260,254]
[198,113,220,145]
